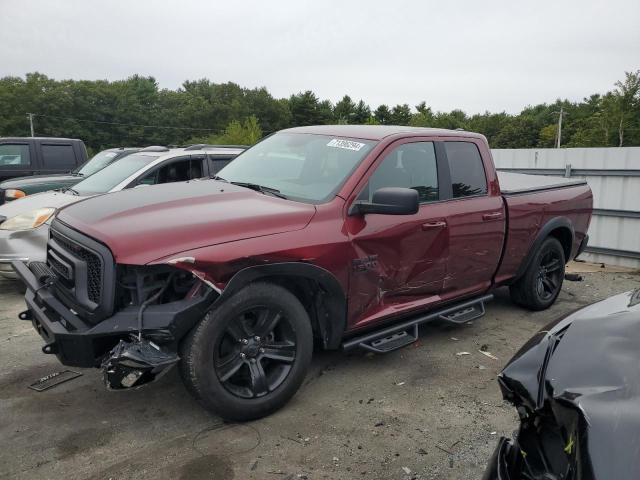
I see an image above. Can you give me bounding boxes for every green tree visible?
[288,91,333,126]
[353,100,371,124]
[612,70,640,146]
[1,71,639,151]
[374,104,391,124]
[390,104,412,125]
[334,95,356,123]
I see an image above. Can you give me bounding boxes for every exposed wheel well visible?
[211,263,347,350]
[253,275,326,345]
[548,227,573,261]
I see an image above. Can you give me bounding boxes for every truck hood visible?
[0,174,80,189]
[0,190,91,220]
[55,180,317,265]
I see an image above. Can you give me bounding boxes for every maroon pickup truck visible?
[14,126,592,420]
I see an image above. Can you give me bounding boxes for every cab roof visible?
[281,125,486,141]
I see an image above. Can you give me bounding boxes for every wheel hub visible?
[241,337,263,359]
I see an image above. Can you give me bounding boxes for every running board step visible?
[439,302,485,324]
[360,325,418,353]
[343,294,493,354]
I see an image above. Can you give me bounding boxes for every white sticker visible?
[327,139,366,151]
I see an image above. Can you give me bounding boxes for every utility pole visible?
[555,107,567,148]
[27,113,35,137]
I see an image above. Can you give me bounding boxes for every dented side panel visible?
[345,202,449,329]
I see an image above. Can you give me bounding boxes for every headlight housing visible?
[0,207,56,231]
[5,189,26,201]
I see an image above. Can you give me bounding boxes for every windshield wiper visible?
[230,182,288,199]
[211,175,228,182]
[63,187,80,196]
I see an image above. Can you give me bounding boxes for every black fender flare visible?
[514,217,574,281]
[213,262,347,350]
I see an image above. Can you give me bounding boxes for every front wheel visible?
[510,237,566,311]
[179,282,313,421]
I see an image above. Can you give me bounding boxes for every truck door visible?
[439,140,505,300]
[345,140,451,329]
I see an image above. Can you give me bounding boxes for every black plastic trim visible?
[216,262,347,350]
[50,219,116,324]
[514,217,574,281]
[576,234,589,258]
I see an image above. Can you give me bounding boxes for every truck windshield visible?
[73,154,156,195]
[217,133,377,202]
[74,150,120,177]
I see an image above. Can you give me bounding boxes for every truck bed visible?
[497,171,587,195]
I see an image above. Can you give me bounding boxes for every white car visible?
[0,145,244,279]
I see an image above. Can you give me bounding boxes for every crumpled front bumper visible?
[13,260,215,368]
[0,224,49,279]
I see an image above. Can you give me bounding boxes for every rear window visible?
[444,142,487,198]
[42,144,76,169]
[0,144,30,166]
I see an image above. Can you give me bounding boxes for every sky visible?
[1,0,638,114]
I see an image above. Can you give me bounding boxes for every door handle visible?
[482,212,503,221]
[422,221,447,230]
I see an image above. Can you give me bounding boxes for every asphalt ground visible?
[1,264,638,479]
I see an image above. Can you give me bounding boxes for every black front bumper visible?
[14,260,214,368]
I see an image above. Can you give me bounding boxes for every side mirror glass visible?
[349,187,419,216]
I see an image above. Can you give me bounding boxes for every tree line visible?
[0,71,638,155]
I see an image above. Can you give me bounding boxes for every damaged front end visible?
[484,289,640,480]
[98,264,217,389]
[102,336,179,389]
[16,252,217,389]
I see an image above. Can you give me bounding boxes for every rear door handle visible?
[482,212,503,221]
[422,221,447,230]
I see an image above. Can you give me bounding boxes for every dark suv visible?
[0,137,87,197]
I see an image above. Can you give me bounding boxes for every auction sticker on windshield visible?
[327,139,366,151]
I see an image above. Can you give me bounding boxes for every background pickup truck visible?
[0,137,87,200]
[15,125,592,421]
[0,147,139,203]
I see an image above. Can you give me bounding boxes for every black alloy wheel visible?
[179,282,313,421]
[215,307,297,399]
[510,236,566,311]
[536,250,563,301]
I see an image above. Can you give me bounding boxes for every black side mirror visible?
[349,187,419,216]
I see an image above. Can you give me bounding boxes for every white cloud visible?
[1,0,638,113]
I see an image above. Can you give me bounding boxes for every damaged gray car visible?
[484,288,640,480]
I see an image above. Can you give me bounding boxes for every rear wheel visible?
[510,237,565,311]
[179,282,313,421]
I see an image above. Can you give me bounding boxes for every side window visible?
[0,144,31,166]
[360,142,439,203]
[444,142,487,198]
[41,144,76,169]
[138,158,204,186]
[209,155,234,175]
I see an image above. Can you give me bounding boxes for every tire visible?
[179,282,313,421]
[510,237,566,311]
